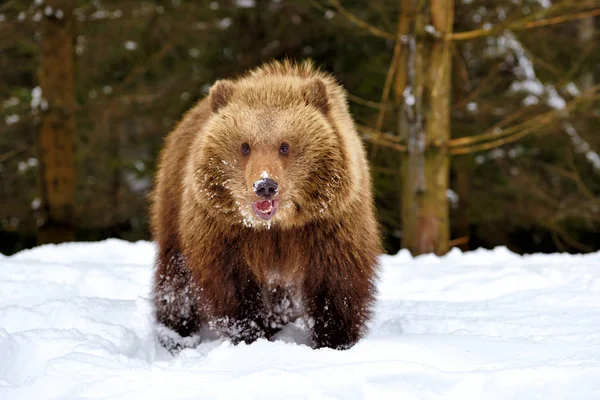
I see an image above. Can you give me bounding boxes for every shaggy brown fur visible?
[151,60,381,350]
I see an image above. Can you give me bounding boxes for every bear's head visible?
[189,72,357,229]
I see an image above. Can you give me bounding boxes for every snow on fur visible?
[1,240,600,399]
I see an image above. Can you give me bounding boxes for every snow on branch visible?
[505,33,600,172]
[449,3,600,41]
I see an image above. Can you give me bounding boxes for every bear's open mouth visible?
[252,199,278,220]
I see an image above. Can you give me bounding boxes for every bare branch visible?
[346,93,386,109]
[449,86,600,153]
[357,124,407,152]
[0,148,26,163]
[328,0,395,40]
[523,8,600,30]
[449,125,539,155]
[448,236,469,248]
[448,4,600,41]
[375,16,405,132]
[375,47,399,132]
[532,159,599,204]
[551,226,596,252]
[452,62,501,111]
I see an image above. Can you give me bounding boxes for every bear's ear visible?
[302,79,329,115]
[209,80,235,113]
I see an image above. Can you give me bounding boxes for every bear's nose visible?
[254,178,278,198]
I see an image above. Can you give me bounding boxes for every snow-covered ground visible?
[1,240,599,399]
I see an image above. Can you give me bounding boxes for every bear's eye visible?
[241,143,251,156]
[279,143,289,156]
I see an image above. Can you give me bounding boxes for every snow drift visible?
[1,240,599,399]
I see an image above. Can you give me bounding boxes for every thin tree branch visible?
[374,52,398,132]
[449,125,539,155]
[362,134,406,152]
[358,124,407,152]
[448,5,599,41]
[328,0,395,40]
[375,20,404,132]
[0,148,26,163]
[431,0,454,98]
[347,93,386,109]
[357,123,403,143]
[551,225,595,252]
[523,8,600,30]
[452,62,501,110]
[565,151,600,203]
[551,231,568,252]
[449,86,600,151]
[532,159,599,204]
[452,42,471,90]
[448,236,469,248]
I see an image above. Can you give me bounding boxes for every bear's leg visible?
[203,274,268,344]
[305,286,366,350]
[153,251,203,341]
[303,244,377,350]
[260,284,300,339]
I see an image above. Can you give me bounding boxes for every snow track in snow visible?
[1,240,599,399]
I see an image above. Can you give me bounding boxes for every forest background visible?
[1,0,599,256]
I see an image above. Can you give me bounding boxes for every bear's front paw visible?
[312,318,358,350]
[156,323,203,355]
[210,317,266,345]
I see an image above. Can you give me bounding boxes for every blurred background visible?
[1,0,599,256]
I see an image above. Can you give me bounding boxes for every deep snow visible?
[1,240,599,399]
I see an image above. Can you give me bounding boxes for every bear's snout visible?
[253,178,278,199]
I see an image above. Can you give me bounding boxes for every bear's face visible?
[192,78,350,229]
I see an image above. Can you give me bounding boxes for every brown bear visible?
[151,60,381,350]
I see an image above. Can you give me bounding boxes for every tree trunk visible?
[400,0,453,255]
[37,0,77,244]
[453,156,471,251]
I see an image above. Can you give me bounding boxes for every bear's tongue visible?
[252,199,278,221]
[255,200,272,212]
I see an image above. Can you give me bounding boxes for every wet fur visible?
[151,60,381,350]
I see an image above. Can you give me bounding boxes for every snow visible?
[17,158,38,173]
[1,240,600,399]
[501,33,600,172]
[124,41,138,51]
[218,17,232,30]
[537,0,552,8]
[4,115,20,125]
[30,86,48,111]
[235,0,256,8]
[563,122,600,171]
[30,198,41,210]
[3,97,19,108]
[446,189,459,208]
[565,82,581,97]
[466,102,478,113]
